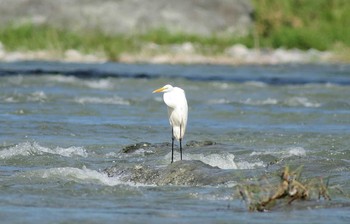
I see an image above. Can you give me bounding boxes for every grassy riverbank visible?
[0,0,349,62]
[252,0,350,50]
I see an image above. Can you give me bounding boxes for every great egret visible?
[152,84,188,163]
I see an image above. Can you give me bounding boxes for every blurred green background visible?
[0,0,349,61]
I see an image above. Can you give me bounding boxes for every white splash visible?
[41,167,123,186]
[244,81,267,87]
[287,146,306,157]
[19,166,152,187]
[4,91,48,103]
[242,97,278,106]
[207,98,231,105]
[75,96,130,105]
[212,82,231,90]
[84,79,114,89]
[0,142,88,159]
[195,153,237,169]
[29,91,47,102]
[167,152,238,169]
[208,96,320,108]
[46,75,113,89]
[236,161,264,169]
[250,146,306,158]
[285,97,321,107]
[3,96,17,103]
[46,75,78,84]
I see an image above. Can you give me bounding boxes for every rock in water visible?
[185,140,216,147]
[104,160,241,186]
[122,142,152,153]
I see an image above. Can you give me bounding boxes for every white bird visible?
[152,84,188,163]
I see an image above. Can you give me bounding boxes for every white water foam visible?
[0,142,88,159]
[207,98,231,105]
[31,91,47,101]
[84,79,114,89]
[41,167,123,186]
[46,75,113,90]
[286,146,306,157]
[208,97,279,106]
[212,82,231,90]
[193,153,237,169]
[4,91,48,103]
[244,81,267,87]
[207,97,320,108]
[19,166,152,187]
[235,161,265,169]
[285,97,321,108]
[242,97,278,106]
[46,75,78,84]
[250,146,306,158]
[75,96,130,105]
[235,147,307,169]
[167,152,238,169]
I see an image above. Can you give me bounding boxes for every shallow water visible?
[1,61,350,223]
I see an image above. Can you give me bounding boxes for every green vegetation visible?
[0,24,138,60]
[0,0,349,61]
[252,0,350,51]
[0,24,247,60]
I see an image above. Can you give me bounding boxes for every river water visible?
[0,61,349,223]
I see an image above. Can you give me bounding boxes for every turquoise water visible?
[0,61,350,223]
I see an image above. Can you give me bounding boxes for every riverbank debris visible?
[238,166,331,212]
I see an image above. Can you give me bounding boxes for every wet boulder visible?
[104,160,241,186]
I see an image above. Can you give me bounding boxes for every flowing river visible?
[0,61,349,223]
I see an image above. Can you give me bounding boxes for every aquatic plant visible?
[238,166,332,212]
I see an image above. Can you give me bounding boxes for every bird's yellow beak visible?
[152,86,166,93]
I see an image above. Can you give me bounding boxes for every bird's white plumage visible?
[153,84,188,141]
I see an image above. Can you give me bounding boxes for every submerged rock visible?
[121,142,171,156]
[104,160,245,186]
[122,141,217,153]
[185,140,216,147]
[157,160,234,186]
[104,140,246,185]
[122,142,152,153]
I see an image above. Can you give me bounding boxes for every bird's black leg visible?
[180,125,183,160]
[171,128,174,163]
[180,138,183,160]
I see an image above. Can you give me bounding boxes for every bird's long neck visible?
[163,92,177,109]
